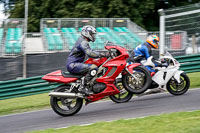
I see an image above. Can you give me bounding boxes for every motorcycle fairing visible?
[42,70,79,83]
[86,47,128,84]
[143,56,155,67]
[126,63,141,74]
[85,57,107,66]
[152,68,178,86]
[87,84,120,102]
[174,70,184,83]
[96,57,127,83]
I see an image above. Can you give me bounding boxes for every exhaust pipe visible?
[49,92,83,98]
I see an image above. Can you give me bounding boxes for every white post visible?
[24,0,28,34]
[158,9,165,58]
[23,0,28,78]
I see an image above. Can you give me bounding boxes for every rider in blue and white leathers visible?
[129,35,160,73]
[129,35,168,94]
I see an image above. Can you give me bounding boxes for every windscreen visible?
[165,51,173,57]
[105,41,118,46]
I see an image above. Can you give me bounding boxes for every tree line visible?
[9,0,200,32]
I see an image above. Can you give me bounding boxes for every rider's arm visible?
[143,46,151,60]
[128,50,135,62]
[152,58,162,67]
[143,46,161,67]
[80,41,101,58]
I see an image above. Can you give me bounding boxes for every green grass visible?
[0,72,200,116]
[0,93,50,116]
[187,72,200,88]
[27,110,200,133]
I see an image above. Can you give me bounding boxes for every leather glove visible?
[99,51,110,58]
[161,58,166,63]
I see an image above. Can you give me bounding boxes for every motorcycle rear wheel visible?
[109,78,133,103]
[50,85,83,116]
[167,73,190,95]
[122,66,152,94]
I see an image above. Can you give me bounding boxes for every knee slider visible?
[90,69,97,76]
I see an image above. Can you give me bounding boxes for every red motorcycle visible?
[42,42,151,116]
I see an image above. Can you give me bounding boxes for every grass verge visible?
[0,93,50,116]
[188,72,200,88]
[0,72,200,116]
[27,110,200,133]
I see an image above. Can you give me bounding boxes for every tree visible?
[8,0,200,32]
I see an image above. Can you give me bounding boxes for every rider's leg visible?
[67,63,97,95]
[68,63,98,95]
[80,64,98,95]
[68,63,98,82]
[145,66,156,73]
[83,64,98,86]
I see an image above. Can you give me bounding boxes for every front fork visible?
[122,63,141,80]
[124,67,139,80]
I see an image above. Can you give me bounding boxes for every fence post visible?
[192,35,198,54]
[23,52,27,78]
[158,9,165,58]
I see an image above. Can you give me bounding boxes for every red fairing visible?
[43,44,130,103]
[126,63,141,74]
[96,57,127,84]
[151,72,155,77]
[85,57,107,66]
[87,84,120,101]
[42,70,78,83]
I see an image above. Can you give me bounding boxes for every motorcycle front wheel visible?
[167,73,190,95]
[122,66,152,94]
[50,85,83,116]
[109,78,133,103]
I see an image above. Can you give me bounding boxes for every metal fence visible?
[134,31,187,49]
[0,18,190,57]
[41,18,131,31]
[0,18,25,56]
[40,18,148,52]
[159,3,200,55]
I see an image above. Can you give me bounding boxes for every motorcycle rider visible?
[129,35,166,94]
[66,25,109,95]
[129,35,163,73]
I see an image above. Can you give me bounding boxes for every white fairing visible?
[174,70,184,83]
[144,51,184,88]
[143,56,155,67]
[153,68,179,85]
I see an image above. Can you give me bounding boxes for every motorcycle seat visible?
[61,71,83,79]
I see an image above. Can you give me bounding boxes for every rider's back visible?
[66,36,88,66]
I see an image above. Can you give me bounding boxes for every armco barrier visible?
[175,54,200,73]
[0,76,60,100]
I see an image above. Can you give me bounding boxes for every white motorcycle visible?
[143,51,190,95]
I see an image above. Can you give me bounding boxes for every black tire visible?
[122,65,152,94]
[109,78,133,103]
[167,73,190,95]
[50,85,83,116]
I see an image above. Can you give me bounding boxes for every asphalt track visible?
[1,88,200,133]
